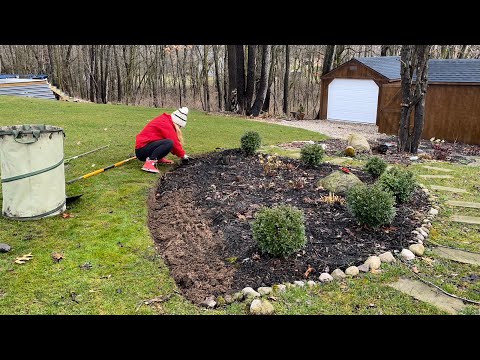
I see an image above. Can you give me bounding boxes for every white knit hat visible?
[171,107,188,128]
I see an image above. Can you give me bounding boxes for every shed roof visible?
[355,56,480,83]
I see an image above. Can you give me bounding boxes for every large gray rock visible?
[379,251,396,263]
[250,299,275,315]
[331,268,346,280]
[0,243,11,253]
[294,281,305,287]
[233,292,244,302]
[273,284,287,293]
[317,171,363,195]
[401,249,415,261]
[357,264,370,272]
[257,287,272,296]
[319,273,334,282]
[307,280,316,287]
[417,228,428,237]
[201,296,216,309]
[364,256,381,270]
[347,133,371,153]
[242,287,260,298]
[345,266,359,276]
[409,244,425,256]
[429,208,439,216]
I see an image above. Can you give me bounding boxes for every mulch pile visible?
[148,149,430,304]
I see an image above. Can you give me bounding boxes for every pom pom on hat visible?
[172,107,188,127]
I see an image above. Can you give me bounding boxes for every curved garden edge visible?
[147,149,438,311]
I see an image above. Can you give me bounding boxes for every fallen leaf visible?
[14,253,33,264]
[252,253,261,261]
[76,141,81,145]
[268,296,278,301]
[412,266,420,274]
[370,269,382,274]
[101,274,112,279]
[344,228,355,237]
[104,128,108,131]
[304,266,314,278]
[91,164,96,167]
[52,252,64,263]
[62,212,74,219]
[383,226,398,233]
[236,213,246,220]
[244,211,254,219]
[421,256,435,265]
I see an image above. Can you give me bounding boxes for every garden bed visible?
[147,149,430,304]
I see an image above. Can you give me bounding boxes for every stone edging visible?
[200,185,439,314]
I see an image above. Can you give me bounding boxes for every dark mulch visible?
[147,149,430,304]
[278,136,480,165]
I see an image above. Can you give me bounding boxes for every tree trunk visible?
[251,45,271,116]
[263,45,277,113]
[235,45,246,114]
[283,45,290,115]
[381,45,390,56]
[410,45,430,153]
[321,45,335,76]
[245,45,256,114]
[227,45,236,111]
[212,45,223,110]
[113,46,123,103]
[398,45,431,153]
[47,45,57,87]
[334,45,345,67]
[223,46,228,110]
[458,45,469,59]
[89,45,96,102]
[203,45,210,112]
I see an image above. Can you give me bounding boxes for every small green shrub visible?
[364,156,388,178]
[252,205,306,257]
[240,131,261,156]
[300,143,325,167]
[346,183,396,227]
[379,167,416,203]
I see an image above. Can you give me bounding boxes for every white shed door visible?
[327,79,379,124]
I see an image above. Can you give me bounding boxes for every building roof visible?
[0,78,56,100]
[356,56,402,80]
[356,56,480,83]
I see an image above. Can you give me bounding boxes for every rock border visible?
[200,184,439,314]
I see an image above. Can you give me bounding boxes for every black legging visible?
[135,139,174,161]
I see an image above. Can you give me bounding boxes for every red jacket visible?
[135,113,186,158]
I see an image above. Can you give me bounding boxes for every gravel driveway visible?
[251,118,385,141]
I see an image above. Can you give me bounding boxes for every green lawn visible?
[0,95,478,315]
[0,96,327,314]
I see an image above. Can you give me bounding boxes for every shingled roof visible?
[356,56,480,83]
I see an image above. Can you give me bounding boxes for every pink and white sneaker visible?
[141,158,159,173]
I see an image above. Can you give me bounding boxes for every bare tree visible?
[245,45,256,114]
[212,45,223,110]
[283,45,290,115]
[235,45,246,114]
[251,45,271,116]
[227,45,236,111]
[322,45,335,76]
[398,45,432,153]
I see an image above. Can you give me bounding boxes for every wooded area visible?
[0,45,478,118]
